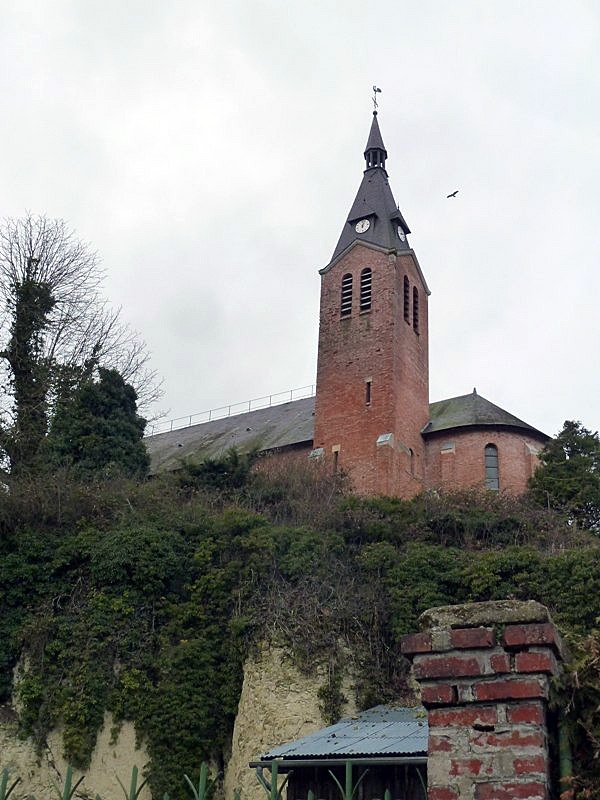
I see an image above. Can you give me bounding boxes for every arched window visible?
[485,444,499,490]
[403,276,410,322]
[341,273,353,316]
[360,268,372,311]
[412,287,419,333]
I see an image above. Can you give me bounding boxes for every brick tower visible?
[313,111,430,496]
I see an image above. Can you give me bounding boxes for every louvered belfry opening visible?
[403,275,410,322]
[412,286,419,333]
[360,268,372,312]
[341,273,353,316]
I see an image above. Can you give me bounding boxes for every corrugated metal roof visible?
[259,705,427,761]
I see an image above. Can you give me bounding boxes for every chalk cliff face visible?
[0,646,356,800]
[0,709,151,800]
[224,645,357,800]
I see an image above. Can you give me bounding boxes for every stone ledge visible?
[418,600,551,630]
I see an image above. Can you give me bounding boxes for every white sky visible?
[1,1,599,438]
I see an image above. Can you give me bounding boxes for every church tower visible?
[313,111,430,496]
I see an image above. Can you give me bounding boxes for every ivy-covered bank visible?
[1,457,600,799]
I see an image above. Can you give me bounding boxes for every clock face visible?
[398,226,406,242]
[355,219,370,234]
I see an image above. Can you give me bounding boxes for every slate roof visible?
[145,395,315,473]
[365,110,387,156]
[255,705,427,763]
[146,391,547,473]
[422,390,548,440]
[328,113,411,266]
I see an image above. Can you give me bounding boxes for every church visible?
[147,111,548,497]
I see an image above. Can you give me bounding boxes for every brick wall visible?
[401,601,564,800]
[424,429,544,495]
[313,243,429,497]
[255,443,313,470]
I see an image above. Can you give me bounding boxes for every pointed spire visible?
[364,111,387,169]
[325,111,411,266]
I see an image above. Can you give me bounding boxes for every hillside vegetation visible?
[1,454,600,799]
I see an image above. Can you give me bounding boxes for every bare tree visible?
[0,213,161,474]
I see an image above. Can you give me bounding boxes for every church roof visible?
[145,396,315,473]
[422,390,548,439]
[146,391,547,473]
[327,112,411,267]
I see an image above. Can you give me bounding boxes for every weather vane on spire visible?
[372,85,382,111]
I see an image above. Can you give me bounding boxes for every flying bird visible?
[447,190,459,198]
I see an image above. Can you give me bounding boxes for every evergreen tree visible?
[47,367,149,477]
[529,420,600,531]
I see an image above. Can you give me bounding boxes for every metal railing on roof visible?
[146,384,316,437]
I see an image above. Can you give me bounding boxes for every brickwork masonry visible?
[401,601,564,800]
[424,430,543,495]
[313,245,429,497]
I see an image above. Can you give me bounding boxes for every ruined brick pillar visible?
[401,600,565,800]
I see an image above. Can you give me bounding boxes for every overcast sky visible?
[1,1,599,438]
